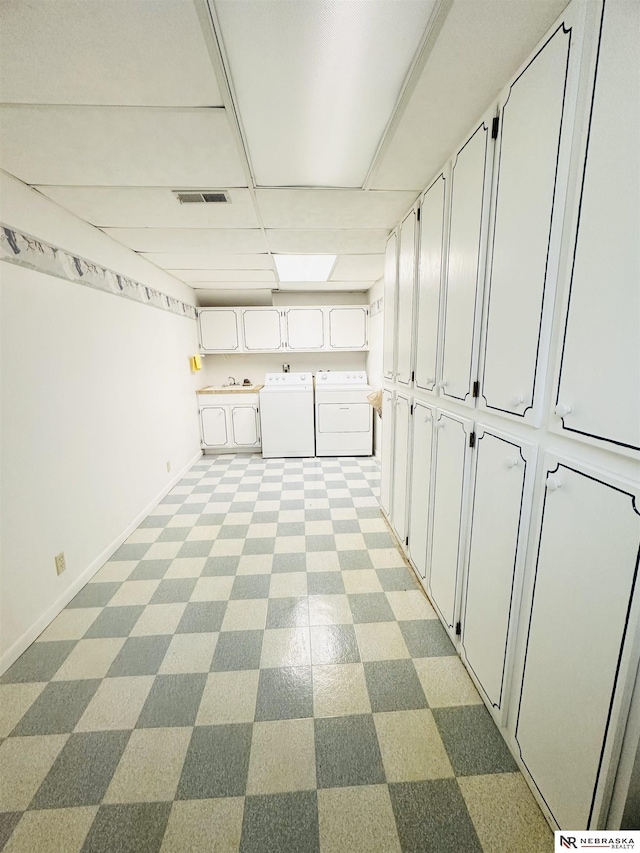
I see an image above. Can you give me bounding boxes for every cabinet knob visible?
[425,377,434,385]
[438,380,448,388]
[555,402,572,417]
[435,420,445,430]
[424,414,432,423]
[506,457,519,469]
[546,476,562,491]
[511,393,525,406]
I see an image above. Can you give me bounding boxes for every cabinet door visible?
[201,407,228,447]
[515,458,640,829]
[328,307,368,349]
[553,0,640,453]
[440,122,492,405]
[428,412,471,629]
[396,210,417,385]
[231,406,260,446]
[383,232,398,380]
[480,18,574,422]
[380,390,394,516]
[461,429,535,714]
[241,308,283,351]
[199,309,240,352]
[284,308,325,350]
[415,174,446,392]
[408,402,435,578]
[390,394,411,544]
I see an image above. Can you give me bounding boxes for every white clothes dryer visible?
[259,373,315,458]
[315,371,373,456]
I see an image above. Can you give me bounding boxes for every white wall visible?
[366,278,384,455]
[0,174,202,670]
[202,351,367,387]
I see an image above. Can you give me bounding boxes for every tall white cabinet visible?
[379,0,640,832]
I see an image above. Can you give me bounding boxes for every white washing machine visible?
[315,371,373,456]
[259,372,315,458]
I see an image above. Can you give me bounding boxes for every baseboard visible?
[0,449,203,676]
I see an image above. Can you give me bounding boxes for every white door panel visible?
[383,233,398,380]
[328,307,367,349]
[441,123,492,404]
[396,210,417,385]
[201,407,228,447]
[428,412,470,627]
[199,308,240,352]
[380,390,394,516]
[481,23,573,421]
[391,394,411,543]
[515,459,640,829]
[461,429,535,713]
[285,308,324,350]
[553,0,640,453]
[242,308,282,351]
[415,174,446,393]
[231,406,259,446]
[408,402,435,579]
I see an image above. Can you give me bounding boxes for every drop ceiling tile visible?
[36,188,259,228]
[0,106,246,187]
[331,255,385,282]
[0,0,222,106]
[168,270,276,283]
[266,230,389,255]
[103,229,268,254]
[141,254,272,270]
[278,281,373,292]
[255,189,418,228]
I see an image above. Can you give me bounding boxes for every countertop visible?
[197,385,263,395]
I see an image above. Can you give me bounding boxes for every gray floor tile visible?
[307,572,345,595]
[202,556,240,577]
[139,515,172,528]
[255,667,313,721]
[364,532,395,549]
[177,503,206,515]
[242,538,276,555]
[266,598,309,629]
[280,500,305,511]
[68,583,121,609]
[252,511,279,523]
[339,551,374,571]
[176,602,226,633]
[30,730,130,808]
[11,679,101,735]
[211,631,263,671]
[160,493,187,504]
[177,724,252,799]
[389,779,482,852]
[315,715,385,789]
[83,606,145,639]
[364,661,428,712]
[328,498,354,509]
[232,502,259,513]
[107,635,171,676]
[0,812,21,849]
[332,519,360,534]
[277,522,306,537]
[311,625,360,665]
[356,507,383,519]
[305,509,331,521]
[399,621,456,658]
[376,567,416,592]
[129,560,172,581]
[150,578,197,604]
[432,705,518,776]
[219,525,249,539]
[0,641,77,684]
[231,576,270,600]
[136,673,207,727]
[110,544,151,562]
[177,541,212,558]
[306,535,336,552]
[240,791,319,853]
[81,802,171,853]
[196,513,226,526]
[349,593,395,623]
[157,527,191,542]
[272,553,306,573]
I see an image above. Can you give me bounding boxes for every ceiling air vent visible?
[173,190,230,204]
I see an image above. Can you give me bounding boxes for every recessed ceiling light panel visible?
[274,254,337,282]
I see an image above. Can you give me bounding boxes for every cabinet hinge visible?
[469,431,476,448]
[417,207,421,222]
[455,621,461,636]
[411,371,415,383]
[491,116,500,139]
[472,380,480,398]
[410,404,414,415]
[405,536,409,547]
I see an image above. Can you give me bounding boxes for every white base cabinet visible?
[198,394,261,452]
[379,389,394,517]
[390,393,411,545]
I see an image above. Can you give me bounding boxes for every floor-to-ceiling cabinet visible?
[379,0,640,831]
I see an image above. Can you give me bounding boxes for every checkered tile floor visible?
[0,455,552,852]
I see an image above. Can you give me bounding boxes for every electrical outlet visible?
[166,461,171,473]
[55,552,66,576]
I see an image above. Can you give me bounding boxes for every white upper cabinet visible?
[415,173,447,393]
[396,209,417,385]
[515,455,640,829]
[327,306,368,350]
[480,5,582,424]
[380,389,395,516]
[408,401,435,578]
[551,0,640,454]
[428,411,472,630]
[390,393,411,543]
[383,232,398,380]
[440,120,493,406]
[241,308,283,351]
[199,308,240,352]
[230,405,260,446]
[461,428,536,718]
[284,308,324,350]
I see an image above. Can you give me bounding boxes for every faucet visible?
[226,376,237,386]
